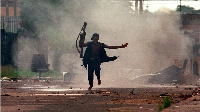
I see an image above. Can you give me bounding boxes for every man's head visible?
[91,33,99,43]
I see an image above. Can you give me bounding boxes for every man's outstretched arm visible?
[104,43,128,49]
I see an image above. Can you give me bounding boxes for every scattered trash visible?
[173,100,180,103]
[159,93,169,97]
[97,90,111,95]
[113,92,119,95]
[192,99,197,101]
[111,98,118,101]
[1,94,10,96]
[106,109,110,111]
[184,88,192,90]
[149,65,185,84]
[179,94,192,100]
[172,83,176,85]
[102,94,110,96]
[197,80,200,85]
[130,88,135,95]
[52,92,58,94]
[106,91,110,94]
[1,77,11,81]
[86,91,95,94]
[70,97,76,99]
[34,94,84,96]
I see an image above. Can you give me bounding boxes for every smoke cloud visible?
[13,37,39,70]
[13,1,191,87]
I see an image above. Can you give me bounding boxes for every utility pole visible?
[135,0,138,14]
[5,0,9,17]
[14,0,17,17]
[180,0,181,13]
[135,0,143,14]
[139,0,143,13]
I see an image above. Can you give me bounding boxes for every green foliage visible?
[1,67,38,78]
[41,70,62,78]
[16,70,61,78]
[176,5,200,14]
[158,96,171,112]
[1,66,61,78]
[1,66,19,78]
[20,0,64,36]
[158,103,164,112]
[15,69,38,78]
[163,96,171,108]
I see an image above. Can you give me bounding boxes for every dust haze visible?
[13,1,191,87]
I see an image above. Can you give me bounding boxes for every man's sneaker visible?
[88,86,92,90]
[98,80,101,85]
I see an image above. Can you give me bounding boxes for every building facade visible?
[1,0,21,33]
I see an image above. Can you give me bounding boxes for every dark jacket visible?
[83,42,117,67]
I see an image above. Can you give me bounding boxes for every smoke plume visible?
[13,1,191,87]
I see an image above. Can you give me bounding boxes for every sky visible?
[131,1,200,12]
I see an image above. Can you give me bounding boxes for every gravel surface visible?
[1,81,200,112]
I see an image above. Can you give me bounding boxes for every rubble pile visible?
[148,65,185,84]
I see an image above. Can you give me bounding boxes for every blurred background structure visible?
[1,0,200,84]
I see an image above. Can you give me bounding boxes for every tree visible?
[176,5,200,14]
[20,0,64,36]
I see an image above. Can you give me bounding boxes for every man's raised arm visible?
[79,33,88,47]
[104,43,128,49]
[79,41,88,47]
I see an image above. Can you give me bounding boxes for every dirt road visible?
[1,81,200,112]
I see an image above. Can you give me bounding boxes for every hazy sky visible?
[131,1,200,12]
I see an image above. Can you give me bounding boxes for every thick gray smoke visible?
[13,37,39,70]
[13,1,191,87]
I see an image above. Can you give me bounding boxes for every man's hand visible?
[80,32,86,39]
[84,64,87,70]
[122,43,128,48]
